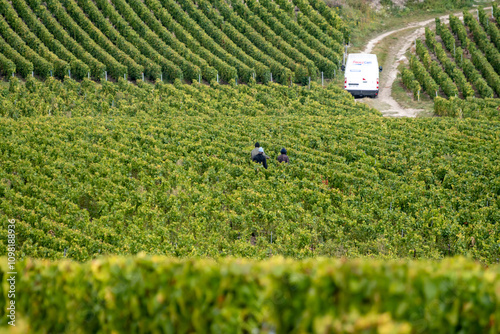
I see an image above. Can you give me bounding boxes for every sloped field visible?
[1,78,499,263]
[0,0,346,84]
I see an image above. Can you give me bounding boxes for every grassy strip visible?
[393,65,434,115]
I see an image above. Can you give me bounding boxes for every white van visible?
[341,54,382,98]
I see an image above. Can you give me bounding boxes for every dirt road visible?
[357,8,488,118]
[360,25,425,118]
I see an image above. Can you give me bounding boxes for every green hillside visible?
[1,0,500,332]
[0,0,347,84]
[1,78,499,264]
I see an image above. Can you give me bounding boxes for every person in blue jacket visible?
[252,147,268,169]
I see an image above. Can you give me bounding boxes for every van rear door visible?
[347,59,376,90]
[344,54,379,97]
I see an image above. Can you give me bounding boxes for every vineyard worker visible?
[252,147,268,169]
[277,148,289,163]
[251,142,270,160]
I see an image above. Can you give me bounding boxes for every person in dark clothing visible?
[251,142,270,160]
[252,147,268,169]
[277,148,289,163]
